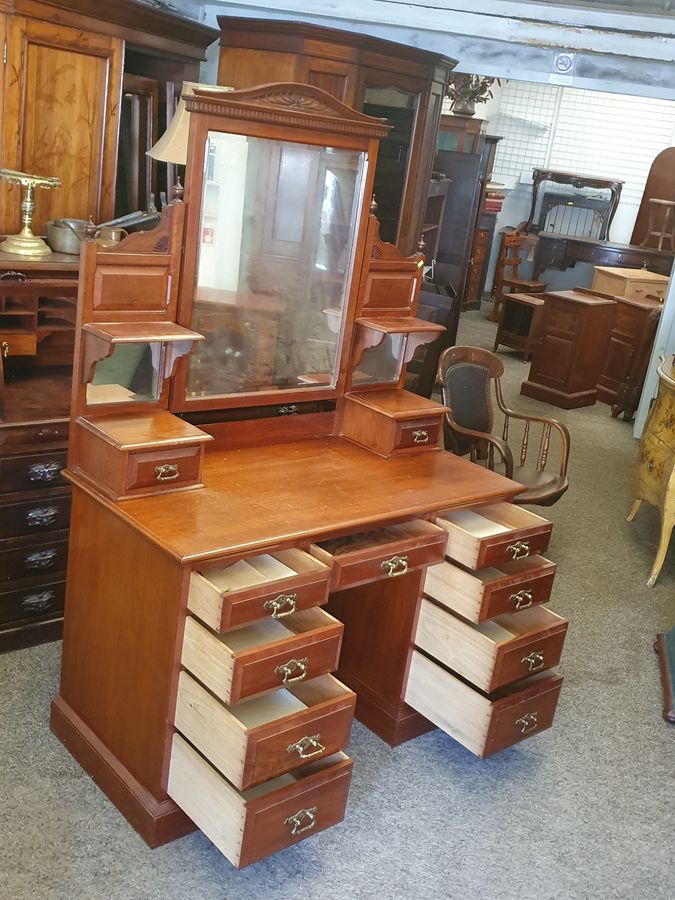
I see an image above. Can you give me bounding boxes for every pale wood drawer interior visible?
[414,598,568,692]
[423,555,557,623]
[174,670,355,790]
[435,503,552,570]
[180,607,343,706]
[188,549,331,632]
[168,734,352,869]
[404,650,563,758]
[310,519,447,590]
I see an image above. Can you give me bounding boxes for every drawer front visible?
[405,650,563,758]
[189,549,330,632]
[0,332,37,356]
[649,390,675,450]
[311,521,447,591]
[0,579,65,626]
[496,629,567,689]
[0,534,68,583]
[0,493,71,539]
[437,504,552,571]
[482,565,557,619]
[0,420,68,449]
[168,734,352,868]
[637,434,673,505]
[126,445,202,492]
[394,419,441,451]
[0,450,67,493]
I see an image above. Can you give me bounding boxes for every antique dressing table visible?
[51,85,568,869]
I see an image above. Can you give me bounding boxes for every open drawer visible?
[168,734,352,869]
[181,608,343,706]
[405,650,563,758]
[435,503,552,570]
[309,519,446,591]
[174,671,355,790]
[188,549,331,632]
[424,555,557,623]
[414,598,568,692]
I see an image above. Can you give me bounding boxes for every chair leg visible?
[647,521,673,588]
[626,498,642,522]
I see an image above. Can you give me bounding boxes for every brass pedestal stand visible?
[0,168,61,257]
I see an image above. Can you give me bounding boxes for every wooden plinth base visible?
[596,386,617,406]
[0,616,63,654]
[338,671,435,746]
[50,696,196,848]
[520,380,597,409]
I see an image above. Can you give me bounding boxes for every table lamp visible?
[0,168,61,257]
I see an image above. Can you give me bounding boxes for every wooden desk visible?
[533,233,674,280]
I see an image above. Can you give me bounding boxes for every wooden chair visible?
[437,346,570,506]
[488,229,546,324]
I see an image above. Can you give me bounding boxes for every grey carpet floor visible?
[1,306,673,900]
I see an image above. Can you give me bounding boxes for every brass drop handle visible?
[0,270,27,281]
[506,540,530,560]
[264,592,297,619]
[412,429,429,444]
[155,463,179,482]
[21,590,55,611]
[515,711,539,735]
[26,505,59,527]
[24,548,58,569]
[521,650,545,673]
[284,806,317,836]
[381,554,409,578]
[28,461,62,482]
[275,656,308,684]
[287,734,325,760]
[2,341,9,358]
[510,589,533,610]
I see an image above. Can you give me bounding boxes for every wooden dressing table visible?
[51,84,568,869]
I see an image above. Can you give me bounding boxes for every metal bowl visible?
[45,218,89,255]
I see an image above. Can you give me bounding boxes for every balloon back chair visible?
[437,346,570,506]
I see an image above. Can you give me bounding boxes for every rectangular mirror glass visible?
[351,333,404,387]
[186,133,366,400]
[86,342,162,405]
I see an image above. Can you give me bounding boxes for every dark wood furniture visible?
[489,229,547,324]
[52,83,567,871]
[420,177,450,269]
[464,136,503,307]
[631,148,675,247]
[0,251,79,651]
[523,169,624,240]
[0,0,216,235]
[493,292,546,360]
[405,284,460,398]
[215,16,455,255]
[532,233,675,281]
[521,288,617,409]
[439,346,570,506]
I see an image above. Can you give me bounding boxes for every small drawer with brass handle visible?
[0,578,66,626]
[126,445,202,493]
[310,519,446,591]
[0,449,67,493]
[173,670,354,790]
[0,534,68,582]
[0,332,37,357]
[168,733,352,868]
[414,597,567,692]
[180,607,343,706]
[435,502,552,570]
[404,649,563,758]
[341,390,446,458]
[0,493,71,540]
[424,555,557,623]
[188,548,330,632]
[394,418,442,452]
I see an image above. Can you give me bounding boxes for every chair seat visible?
[503,277,547,291]
[492,463,569,506]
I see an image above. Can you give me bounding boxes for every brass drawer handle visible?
[275,657,308,684]
[264,592,297,619]
[278,404,298,416]
[521,650,545,673]
[381,554,408,578]
[284,806,317,836]
[155,463,179,482]
[28,461,63,482]
[26,505,59,527]
[24,548,58,569]
[506,540,530,560]
[510,589,533,610]
[412,429,429,444]
[287,734,325,760]
[22,590,55,611]
[0,270,27,281]
[515,711,538,735]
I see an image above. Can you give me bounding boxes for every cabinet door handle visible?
[24,548,58,569]
[26,505,59,527]
[521,650,545,673]
[155,463,179,481]
[506,540,530,560]
[284,806,317,836]
[28,461,63,482]
[264,592,297,619]
[515,711,539,735]
[21,590,55,611]
[287,734,325,760]
[412,429,429,444]
[510,589,533,610]
[275,657,308,684]
[381,554,408,577]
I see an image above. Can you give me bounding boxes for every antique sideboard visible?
[51,84,568,870]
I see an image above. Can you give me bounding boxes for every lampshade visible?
[147,82,233,166]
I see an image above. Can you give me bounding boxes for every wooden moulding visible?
[405,650,564,758]
[351,316,445,369]
[340,389,447,458]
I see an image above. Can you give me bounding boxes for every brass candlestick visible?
[0,168,61,257]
